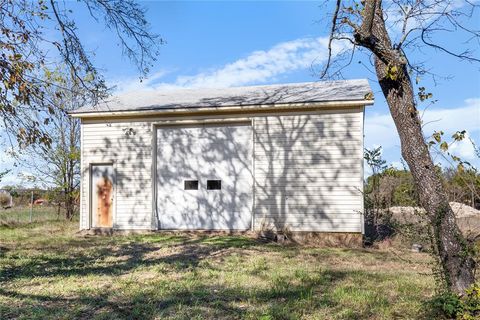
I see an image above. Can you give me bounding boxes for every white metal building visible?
[71,79,373,234]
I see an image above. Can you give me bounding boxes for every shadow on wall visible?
[85,124,152,228]
[156,123,253,230]
[90,165,114,228]
[254,110,362,232]
[84,85,363,231]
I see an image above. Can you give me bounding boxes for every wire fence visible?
[0,206,63,224]
[0,189,78,225]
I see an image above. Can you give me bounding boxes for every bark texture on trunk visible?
[355,0,475,294]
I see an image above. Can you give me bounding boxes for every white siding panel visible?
[253,108,364,232]
[80,120,154,230]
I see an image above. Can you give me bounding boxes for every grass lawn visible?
[0,220,437,319]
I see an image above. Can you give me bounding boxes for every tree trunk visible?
[356,0,476,294]
[374,57,476,294]
[65,188,74,221]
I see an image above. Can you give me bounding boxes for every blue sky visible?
[1,1,479,186]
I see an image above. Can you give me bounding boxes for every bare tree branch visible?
[319,0,343,79]
[0,0,162,147]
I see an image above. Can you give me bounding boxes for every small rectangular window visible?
[184,180,198,190]
[207,180,221,190]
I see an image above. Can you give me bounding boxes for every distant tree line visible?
[363,146,480,245]
[365,165,480,210]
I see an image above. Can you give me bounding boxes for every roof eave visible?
[69,99,374,119]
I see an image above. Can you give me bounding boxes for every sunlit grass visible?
[0,220,436,319]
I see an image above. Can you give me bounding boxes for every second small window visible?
[207,180,221,190]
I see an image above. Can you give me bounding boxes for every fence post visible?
[30,191,33,223]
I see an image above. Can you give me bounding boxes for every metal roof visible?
[70,79,373,115]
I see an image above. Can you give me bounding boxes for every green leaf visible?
[439,142,448,152]
[433,131,443,143]
[452,130,466,141]
[386,65,399,80]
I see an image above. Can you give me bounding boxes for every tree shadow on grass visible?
[0,234,409,284]
[0,235,260,282]
[0,267,426,319]
[0,235,432,319]
[0,269,357,320]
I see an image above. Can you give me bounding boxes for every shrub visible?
[431,291,463,318]
[430,284,480,319]
[0,193,11,207]
[461,284,480,319]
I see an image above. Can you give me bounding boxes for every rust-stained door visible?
[91,164,114,228]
